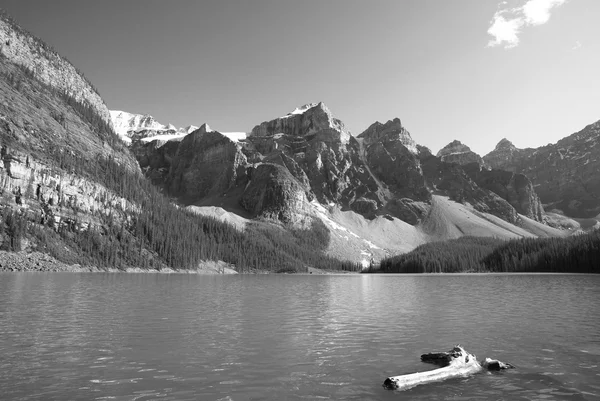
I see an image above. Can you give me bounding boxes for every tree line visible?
[375,233,600,274]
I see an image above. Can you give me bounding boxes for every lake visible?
[0,273,599,400]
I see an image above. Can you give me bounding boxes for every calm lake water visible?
[0,273,599,400]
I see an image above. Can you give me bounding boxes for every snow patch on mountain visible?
[139,131,246,143]
[280,103,319,118]
[110,110,198,141]
[110,110,246,143]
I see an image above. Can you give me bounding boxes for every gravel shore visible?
[0,251,97,272]
[0,251,239,273]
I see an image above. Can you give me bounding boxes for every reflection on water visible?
[0,273,599,400]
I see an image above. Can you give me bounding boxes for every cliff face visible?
[248,102,366,206]
[463,163,544,222]
[358,119,429,203]
[250,102,350,145]
[240,164,310,225]
[0,13,112,126]
[168,124,248,201]
[437,140,486,167]
[483,121,600,217]
[419,154,519,224]
[0,148,134,232]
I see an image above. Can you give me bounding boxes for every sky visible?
[0,0,598,155]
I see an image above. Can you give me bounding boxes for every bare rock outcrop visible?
[168,124,248,200]
[240,163,310,224]
[357,118,430,223]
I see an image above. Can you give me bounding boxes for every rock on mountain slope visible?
[483,120,600,218]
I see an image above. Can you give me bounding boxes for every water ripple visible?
[0,273,598,400]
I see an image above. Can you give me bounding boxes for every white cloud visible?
[523,0,566,25]
[487,13,524,48]
[572,40,582,50]
[487,0,567,49]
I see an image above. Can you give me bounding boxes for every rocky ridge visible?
[483,120,600,218]
[0,12,112,126]
[130,102,551,231]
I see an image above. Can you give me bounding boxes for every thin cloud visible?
[487,0,567,49]
[572,40,582,50]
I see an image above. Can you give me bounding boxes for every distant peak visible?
[197,123,212,133]
[495,138,516,150]
[281,102,322,118]
[437,140,476,158]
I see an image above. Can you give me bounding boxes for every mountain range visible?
[0,9,598,271]
[121,99,600,264]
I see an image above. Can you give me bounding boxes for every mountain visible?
[0,9,578,272]
[436,140,486,167]
[433,140,544,222]
[483,120,600,218]
[0,10,360,273]
[110,110,198,143]
[110,110,246,144]
[129,101,566,265]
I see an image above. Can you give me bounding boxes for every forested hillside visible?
[376,232,600,274]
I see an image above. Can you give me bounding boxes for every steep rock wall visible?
[168,128,248,200]
[240,163,309,224]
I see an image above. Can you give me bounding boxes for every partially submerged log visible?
[383,345,514,391]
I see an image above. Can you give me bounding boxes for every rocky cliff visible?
[434,140,544,222]
[483,120,600,218]
[168,124,248,201]
[419,154,519,224]
[462,163,544,222]
[358,118,428,202]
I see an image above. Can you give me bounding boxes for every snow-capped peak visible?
[110,110,204,142]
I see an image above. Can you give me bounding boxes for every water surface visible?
[0,273,599,400]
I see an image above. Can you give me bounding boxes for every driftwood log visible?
[383,345,514,390]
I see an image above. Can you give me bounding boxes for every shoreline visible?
[0,251,362,274]
[0,251,238,274]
